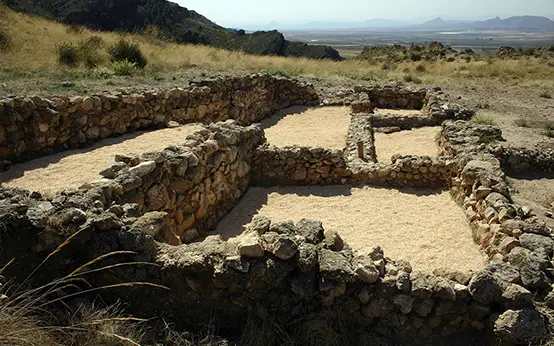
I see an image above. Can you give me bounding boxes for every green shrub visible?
[112,60,137,76]
[446,57,455,62]
[539,91,552,99]
[0,29,11,52]
[92,66,114,79]
[57,42,79,67]
[403,75,422,84]
[471,114,496,125]
[108,40,147,68]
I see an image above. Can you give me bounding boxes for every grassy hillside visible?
[0,5,553,97]
[1,0,342,60]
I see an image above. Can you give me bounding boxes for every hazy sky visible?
[176,0,554,25]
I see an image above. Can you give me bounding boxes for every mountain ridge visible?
[1,0,342,60]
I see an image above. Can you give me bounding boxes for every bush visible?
[403,75,422,84]
[78,36,105,68]
[0,29,11,52]
[471,114,496,125]
[92,66,114,79]
[57,42,79,67]
[108,40,147,68]
[112,60,137,76]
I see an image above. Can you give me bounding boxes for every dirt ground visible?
[261,105,351,149]
[507,173,554,228]
[214,185,485,272]
[374,126,441,163]
[0,124,202,196]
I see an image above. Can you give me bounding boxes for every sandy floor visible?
[261,106,351,149]
[374,126,441,163]
[373,109,422,116]
[0,125,202,196]
[508,173,554,228]
[214,185,485,272]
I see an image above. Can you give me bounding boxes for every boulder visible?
[494,309,547,345]
[238,232,265,258]
[318,249,356,282]
[468,270,503,305]
[353,255,380,283]
[272,236,298,260]
[502,284,533,309]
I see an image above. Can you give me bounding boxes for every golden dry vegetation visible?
[1,5,554,96]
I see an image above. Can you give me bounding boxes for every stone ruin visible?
[1,74,554,344]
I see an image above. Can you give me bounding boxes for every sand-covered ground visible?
[374,126,441,163]
[0,125,202,196]
[214,185,485,272]
[261,105,351,149]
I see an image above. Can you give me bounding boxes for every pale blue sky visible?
[176,0,554,25]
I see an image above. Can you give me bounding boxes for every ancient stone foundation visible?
[1,77,553,344]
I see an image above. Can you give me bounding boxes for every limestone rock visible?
[353,255,380,283]
[502,284,533,309]
[272,236,298,260]
[393,294,414,314]
[238,232,265,258]
[129,161,156,176]
[99,162,127,179]
[494,309,547,345]
[131,211,168,237]
[468,270,503,305]
[318,248,356,282]
[324,229,344,251]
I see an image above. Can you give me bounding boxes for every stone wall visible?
[252,145,348,186]
[40,121,263,246]
[353,85,427,110]
[0,74,318,164]
[345,114,376,162]
[493,146,554,173]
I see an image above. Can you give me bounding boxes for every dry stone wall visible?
[0,74,318,164]
[493,146,554,173]
[353,85,427,110]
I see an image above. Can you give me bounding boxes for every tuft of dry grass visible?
[471,114,497,125]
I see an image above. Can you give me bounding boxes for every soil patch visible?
[214,185,485,272]
[374,126,441,163]
[261,106,351,149]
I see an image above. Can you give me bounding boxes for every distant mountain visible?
[1,0,342,60]
[419,15,554,31]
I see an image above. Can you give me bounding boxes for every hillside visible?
[1,0,342,60]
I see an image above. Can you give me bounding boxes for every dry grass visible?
[0,124,202,196]
[2,5,554,96]
[261,106,351,149]
[374,126,441,163]
[215,185,485,272]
